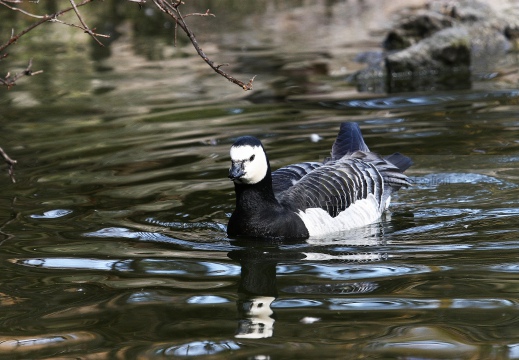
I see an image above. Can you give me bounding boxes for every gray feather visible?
[272,162,323,195]
[278,151,411,217]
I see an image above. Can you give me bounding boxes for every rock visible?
[383,10,454,51]
[385,27,471,92]
[354,0,519,93]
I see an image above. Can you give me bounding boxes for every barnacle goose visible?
[227,122,412,239]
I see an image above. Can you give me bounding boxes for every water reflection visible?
[231,249,278,339]
[229,222,389,339]
[0,0,519,357]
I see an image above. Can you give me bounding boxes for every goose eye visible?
[249,154,255,161]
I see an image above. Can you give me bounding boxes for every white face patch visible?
[230,144,268,184]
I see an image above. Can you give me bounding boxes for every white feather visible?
[384,195,391,210]
[296,194,383,237]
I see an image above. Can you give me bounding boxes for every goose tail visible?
[331,122,370,160]
[384,152,413,173]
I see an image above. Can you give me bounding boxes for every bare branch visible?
[152,0,256,91]
[1,0,255,90]
[0,0,104,87]
[68,0,105,47]
[0,0,99,54]
[0,58,43,89]
[50,18,110,38]
[0,147,17,183]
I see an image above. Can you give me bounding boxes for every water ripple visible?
[0,331,101,357]
[284,282,379,295]
[412,173,503,189]
[162,340,241,357]
[323,90,519,110]
[30,209,73,219]
[10,257,240,277]
[296,263,432,280]
[367,326,479,358]
[328,298,518,311]
[84,226,233,252]
[272,299,323,308]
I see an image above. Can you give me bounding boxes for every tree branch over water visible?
[0,0,101,88]
[153,0,256,90]
[0,0,100,53]
[0,0,255,90]
[0,0,256,182]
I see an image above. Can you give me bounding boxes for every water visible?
[1,1,519,359]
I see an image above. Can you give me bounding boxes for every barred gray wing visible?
[272,162,323,196]
[278,159,386,217]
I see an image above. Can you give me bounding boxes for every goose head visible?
[229,136,269,184]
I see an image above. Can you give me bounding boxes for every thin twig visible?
[183,9,215,18]
[51,18,110,38]
[0,1,46,18]
[68,0,104,47]
[152,0,256,91]
[0,147,17,183]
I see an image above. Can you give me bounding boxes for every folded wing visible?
[272,162,323,196]
[278,152,411,217]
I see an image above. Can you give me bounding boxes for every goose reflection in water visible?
[229,221,389,339]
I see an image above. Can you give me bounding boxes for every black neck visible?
[228,162,309,239]
[234,170,279,212]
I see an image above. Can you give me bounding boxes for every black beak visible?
[228,162,245,180]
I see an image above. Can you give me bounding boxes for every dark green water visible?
[1,1,519,359]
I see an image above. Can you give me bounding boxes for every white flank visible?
[297,194,383,237]
[230,145,268,184]
[305,222,385,246]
